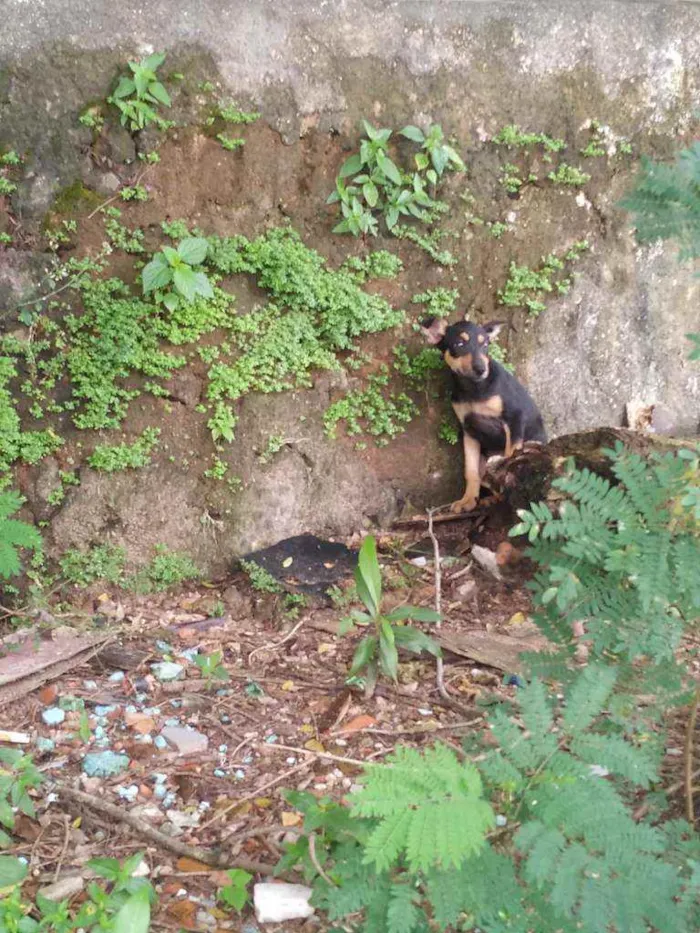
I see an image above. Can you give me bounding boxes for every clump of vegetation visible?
[548,163,591,187]
[142,237,214,311]
[2,847,155,932]
[216,134,245,151]
[324,370,417,446]
[499,240,589,315]
[258,434,286,464]
[131,544,201,592]
[108,51,172,131]
[488,220,510,238]
[438,415,459,445]
[0,149,21,196]
[0,490,42,580]
[218,103,260,125]
[59,543,126,586]
[87,427,160,472]
[392,346,443,388]
[103,207,145,253]
[493,124,566,153]
[328,120,462,236]
[0,747,43,847]
[392,223,456,265]
[240,559,283,594]
[340,251,403,282]
[120,184,149,202]
[204,456,228,480]
[339,535,440,693]
[411,286,459,318]
[500,161,525,194]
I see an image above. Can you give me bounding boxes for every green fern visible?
[352,744,494,872]
[0,490,42,579]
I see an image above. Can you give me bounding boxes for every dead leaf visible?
[176,857,212,873]
[255,797,272,809]
[304,739,326,753]
[317,642,334,655]
[282,811,302,827]
[38,684,58,705]
[166,898,197,929]
[336,714,376,734]
[281,680,297,692]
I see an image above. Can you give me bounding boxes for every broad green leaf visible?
[376,152,403,186]
[400,125,425,143]
[339,154,363,178]
[148,81,171,107]
[338,615,356,636]
[177,236,209,266]
[142,52,166,73]
[326,190,340,204]
[112,76,135,99]
[392,626,441,657]
[378,620,398,681]
[162,291,180,312]
[385,206,399,229]
[332,219,352,234]
[0,854,28,887]
[87,856,121,880]
[415,152,430,170]
[219,868,252,912]
[349,635,378,676]
[173,265,202,303]
[431,147,449,177]
[192,270,215,298]
[444,144,465,170]
[0,799,14,829]
[142,254,172,293]
[113,886,151,933]
[362,119,380,141]
[0,827,13,847]
[426,168,437,185]
[162,245,180,266]
[357,535,382,614]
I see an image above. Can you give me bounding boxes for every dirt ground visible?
[0,515,541,932]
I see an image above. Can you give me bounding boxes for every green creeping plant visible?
[142,237,214,311]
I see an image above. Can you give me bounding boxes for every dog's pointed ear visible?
[420,317,448,345]
[483,320,506,340]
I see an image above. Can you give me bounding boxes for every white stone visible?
[253,882,315,923]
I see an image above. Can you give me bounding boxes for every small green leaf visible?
[356,536,382,614]
[377,152,403,186]
[173,265,202,303]
[142,255,172,293]
[400,125,425,143]
[113,886,151,933]
[162,292,180,312]
[385,606,441,624]
[363,180,379,207]
[87,856,121,881]
[177,236,209,266]
[392,625,441,657]
[0,855,26,887]
[148,81,171,107]
[349,635,377,676]
[338,154,363,178]
[378,620,399,681]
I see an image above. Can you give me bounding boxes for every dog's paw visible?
[450,495,478,514]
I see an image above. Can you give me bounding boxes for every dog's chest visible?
[452,394,503,423]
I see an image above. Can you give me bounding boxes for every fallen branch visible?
[258,742,391,767]
[56,783,274,875]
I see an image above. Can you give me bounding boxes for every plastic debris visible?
[0,730,30,744]
[151,661,184,681]
[253,882,315,923]
[82,751,130,778]
[160,725,209,756]
[41,707,66,726]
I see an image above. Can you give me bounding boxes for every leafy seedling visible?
[142,237,214,310]
[0,749,43,848]
[400,123,465,181]
[341,536,440,694]
[0,491,42,581]
[217,868,253,912]
[109,52,172,132]
[194,649,230,686]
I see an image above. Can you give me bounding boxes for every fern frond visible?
[570,733,659,787]
[562,664,617,732]
[386,883,421,933]
[353,745,494,871]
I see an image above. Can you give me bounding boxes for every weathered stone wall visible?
[2,1,699,567]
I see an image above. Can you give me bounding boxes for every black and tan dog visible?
[422,316,547,512]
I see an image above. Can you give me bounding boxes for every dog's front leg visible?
[505,413,525,457]
[451,433,481,513]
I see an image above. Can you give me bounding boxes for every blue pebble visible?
[108,671,125,683]
[83,680,98,690]
[154,735,168,750]
[82,751,130,778]
[235,769,245,780]
[214,769,226,778]
[35,736,55,752]
[220,714,231,724]
[162,792,176,809]
[42,707,65,726]
[265,734,278,744]
[95,705,117,717]
[218,744,228,754]
[164,717,181,727]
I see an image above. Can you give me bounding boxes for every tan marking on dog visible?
[477,334,485,344]
[444,350,473,375]
[451,433,481,513]
[452,395,503,422]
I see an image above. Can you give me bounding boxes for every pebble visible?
[82,680,98,691]
[156,640,173,653]
[42,707,65,726]
[178,647,199,662]
[265,734,278,744]
[164,717,181,727]
[496,814,507,827]
[108,671,126,683]
[35,736,56,752]
[214,769,226,778]
[160,726,209,756]
[409,556,427,567]
[82,751,130,778]
[154,735,168,750]
[95,705,117,717]
[220,713,231,724]
[218,744,228,754]
[235,769,245,780]
[151,662,184,682]
[162,791,176,808]
[154,784,168,800]
[116,784,139,802]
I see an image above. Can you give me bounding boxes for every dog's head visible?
[421,317,504,382]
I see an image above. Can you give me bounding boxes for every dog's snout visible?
[472,357,487,377]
